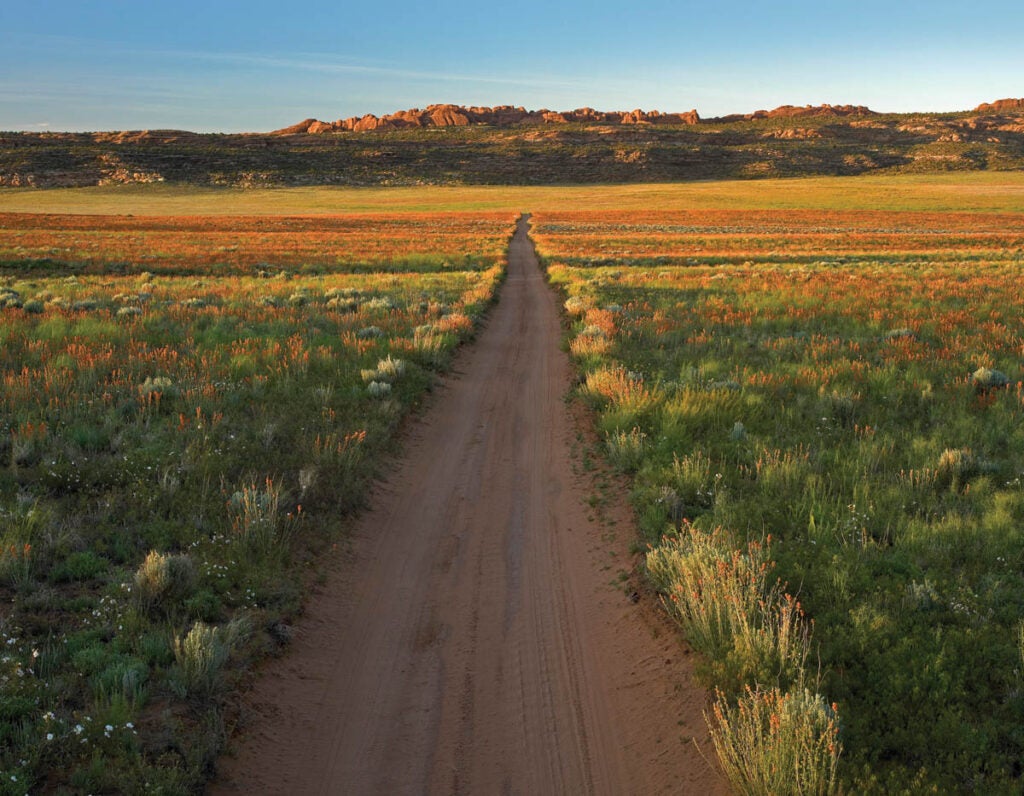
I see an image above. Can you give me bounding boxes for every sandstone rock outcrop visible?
[975,98,1024,113]
[271,104,702,134]
[711,104,875,123]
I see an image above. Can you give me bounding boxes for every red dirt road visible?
[212,217,724,795]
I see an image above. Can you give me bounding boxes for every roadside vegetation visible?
[537,183,1024,793]
[0,209,511,792]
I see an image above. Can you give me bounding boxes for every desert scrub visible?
[563,294,592,315]
[604,426,647,472]
[361,355,406,384]
[133,550,196,618]
[646,526,811,692]
[708,686,841,796]
[934,447,980,491]
[171,618,252,700]
[228,478,295,557]
[971,366,1010,391]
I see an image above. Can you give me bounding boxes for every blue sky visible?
[1,0,1022,132]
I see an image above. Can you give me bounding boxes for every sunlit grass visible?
[545,193,1024,792]
[2,172,1024,215]
[0,206,513,792]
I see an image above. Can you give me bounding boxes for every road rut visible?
[212,215,723,795]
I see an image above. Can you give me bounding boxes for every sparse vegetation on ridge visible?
[2,101,1024,189]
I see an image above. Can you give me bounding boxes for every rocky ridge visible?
[271,102,896,136]
[272,103,703,134]
[1,99,1022,188]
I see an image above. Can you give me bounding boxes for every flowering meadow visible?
[0,209,511,793]
[537,203,1024,793]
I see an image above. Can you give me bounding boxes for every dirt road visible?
[212,216,723,795]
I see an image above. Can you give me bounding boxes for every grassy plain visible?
[534,176,1024,792]
[1,171,1024,216]
[3,173,1024,792]
[0,200,511,792]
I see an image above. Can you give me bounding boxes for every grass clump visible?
[646,526,811,692]
[708,686,842,796]
[605,426,647,473]
[228,478,294,557]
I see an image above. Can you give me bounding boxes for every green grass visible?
[0,206,510,792]
[5,173,1024,791]
[541,195,1024,793]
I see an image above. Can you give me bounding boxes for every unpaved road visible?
[212,216,724,795]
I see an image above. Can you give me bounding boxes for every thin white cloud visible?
[1,32,596,91]
[153,47,597,92]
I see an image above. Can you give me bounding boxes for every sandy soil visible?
[210,216,725,795]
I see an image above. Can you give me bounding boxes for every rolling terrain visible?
[2,100,1023,189]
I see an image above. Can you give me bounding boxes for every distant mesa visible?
[974,98,1024,113]
[271,103,703,134]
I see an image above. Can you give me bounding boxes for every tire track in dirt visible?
[211,215,725,795]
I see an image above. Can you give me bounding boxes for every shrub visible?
[133,551,196,617]
[564,295,592,315]
[53,551,108,582]
[570,331,612,358]
[361,356,406,384]
[935,447,979,491]
[0,289,23,309]
[972,366,1010,391]
[0,502,45,588]
[326,296,358,312]
[647,526,810,691]
[584,366,659,417]
[0,542,33,588]
[171,618,251,700]
[708,686,842,796]
[367,381,392,398]
[374,355,406,381]
[361,296,393,312]
[605,427,648,472]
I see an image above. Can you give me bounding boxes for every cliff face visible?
[271,103,702,134]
